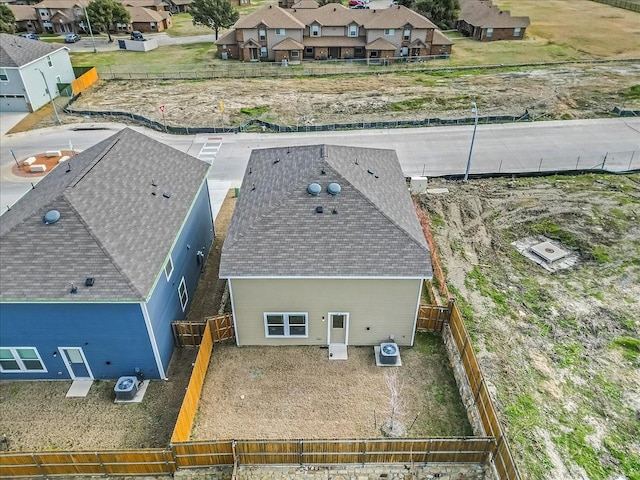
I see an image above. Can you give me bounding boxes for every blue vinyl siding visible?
[145,183,215,374]
[0,302,160,380]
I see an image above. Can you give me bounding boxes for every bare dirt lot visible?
[420,174,640,480]
[62,63,639,130]
[0,348,195,451]
[192,334,473,440]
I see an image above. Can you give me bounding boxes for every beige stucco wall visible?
[229,278,423,347]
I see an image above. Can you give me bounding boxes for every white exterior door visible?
[328,312,349,345]
[59,347,93,379]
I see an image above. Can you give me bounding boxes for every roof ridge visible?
[327,162,430,256]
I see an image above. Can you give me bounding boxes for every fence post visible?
[299,439,303,466]
[30,453,46,478]
[95,452,108,476]
[163,449,173,473]
[361,439,367,466]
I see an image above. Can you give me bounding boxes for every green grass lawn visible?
[166,13,215,37]
[71,42,217,68]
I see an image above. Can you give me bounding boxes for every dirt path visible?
[186,190,236,322]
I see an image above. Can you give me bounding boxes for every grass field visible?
[165,13,215,37]
[496,0,640,59]
[69,0,640,70]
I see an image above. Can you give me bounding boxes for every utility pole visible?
[35,68,61,125]
[84,3,97,53]
[463,102,478,183]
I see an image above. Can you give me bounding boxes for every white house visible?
[0,33,76,112]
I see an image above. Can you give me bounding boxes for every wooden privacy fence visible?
[414,201,450,300]
[447,303,520,479]
[0,449,175,477]
[172,313,234,347]
[171,320,216,444]
[171,438,496,469]
[416,303,451,332]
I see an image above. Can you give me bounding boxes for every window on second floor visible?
[312,25,319,36]
[403,28,410,40]
[384,28,395,36]
[349,25,357,37]
[259,28,266,40]
[0,68,8,82]
[275,28,285,35]
[46,56,52,67]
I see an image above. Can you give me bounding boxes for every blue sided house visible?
[0,128,214,380]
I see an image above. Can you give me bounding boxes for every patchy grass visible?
[424,175,640,480]
[240,105,270,116]
[71,42,217,68]
[166,13,216,37]
[494,0,640,59]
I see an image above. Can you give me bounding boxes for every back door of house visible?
[329,313,349,344]
[59,347,93,379]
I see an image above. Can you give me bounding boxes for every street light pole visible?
[463,101,478,182]
[35,68,61,125]
[83,3,97,53]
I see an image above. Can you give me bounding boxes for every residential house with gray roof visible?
[219,145,432,356]
[215,3,452,63]
[0,128,215,380]
[7,5,41,34]
[456,0,530,41]
[0,32,75,112]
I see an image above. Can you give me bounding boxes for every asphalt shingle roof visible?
[220,145,432,278]
[0,33,67,68]
[0,128,210,302]
[459,0,530,28]
[234,4,305,29]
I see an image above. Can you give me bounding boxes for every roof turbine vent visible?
[327,182,341,195]
[43,210,61,224]
[307,183,322,196]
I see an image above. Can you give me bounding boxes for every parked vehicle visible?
[348,0,364,6]
[64,33,81,43]
[130,31,144,41]
[20,33,40,40]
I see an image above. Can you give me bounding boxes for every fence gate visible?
[172,314,234,347]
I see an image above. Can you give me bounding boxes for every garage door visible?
[0,94,30,112]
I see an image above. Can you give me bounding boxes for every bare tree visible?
[381,369,407,437]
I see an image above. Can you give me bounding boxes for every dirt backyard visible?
[192,335,472,440]
[420,174,640,480]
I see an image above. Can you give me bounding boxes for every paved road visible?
[1,118,639,217]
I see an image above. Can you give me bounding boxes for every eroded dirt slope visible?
[421,174,640,480]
